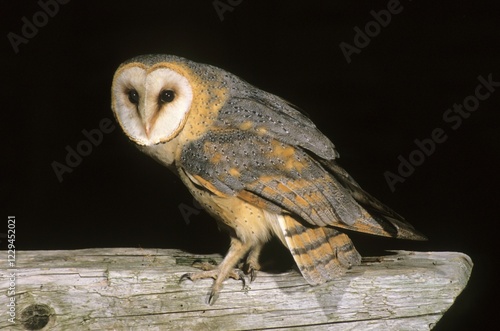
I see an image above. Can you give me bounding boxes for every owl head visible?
[111,55,196,146]
[112,54,338,167]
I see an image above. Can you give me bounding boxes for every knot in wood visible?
[20,304,54,330]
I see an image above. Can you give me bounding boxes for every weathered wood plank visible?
[0,249,472,330]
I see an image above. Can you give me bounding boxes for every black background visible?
[2,1,499,329]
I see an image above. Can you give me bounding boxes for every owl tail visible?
[278,214,361,285]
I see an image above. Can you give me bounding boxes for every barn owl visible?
[111,54,426,304]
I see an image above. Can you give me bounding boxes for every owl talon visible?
[179,264,247,304]
[207,290,219,305]
[249,268,258,282]
[179,273,193,283]
[207,270,245,305]
[235,269,246,289]
[179,268,246,282]
[244,246,262,282]
[243,261,260,282]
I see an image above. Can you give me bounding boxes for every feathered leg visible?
[244,242,264,282]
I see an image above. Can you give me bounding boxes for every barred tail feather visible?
[277,214,361,285]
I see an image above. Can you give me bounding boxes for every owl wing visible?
[180,126,425,240]
[217,86,339,161]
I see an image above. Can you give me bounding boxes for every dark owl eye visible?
[128,89,139,104]
[159,89,175,104]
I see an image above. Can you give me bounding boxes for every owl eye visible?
[128,89,139,104]
[159,89,175,104]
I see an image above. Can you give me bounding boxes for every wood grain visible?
[0,249,472,330]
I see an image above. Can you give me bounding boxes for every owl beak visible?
[144,116,158,139]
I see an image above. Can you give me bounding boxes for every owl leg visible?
[244,243,263,282]
[180,237,252,304]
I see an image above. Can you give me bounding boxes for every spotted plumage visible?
[111,54,426,304]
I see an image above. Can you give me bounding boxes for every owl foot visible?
[241,259,260,282]
[180,261,246,284]
[243,244,263,282]
[179,238,255,304]
[180,261,246,305]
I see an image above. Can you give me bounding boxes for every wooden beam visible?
[0,249,472,330]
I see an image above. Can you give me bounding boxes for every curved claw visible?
[236,269,246,289]
[179,273,193,284]
[179,260,249,304]
[249,268,257,283]
[207,290,219,305]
